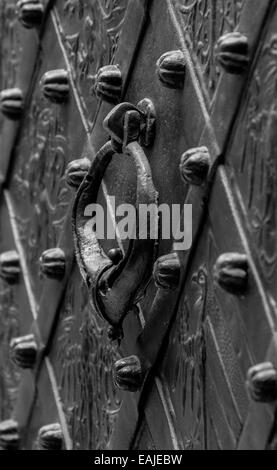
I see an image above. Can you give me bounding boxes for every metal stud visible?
[113,356,145,392]
[247,363,277,403]
[38,423,64,450]
[65,158,91,190]
[214,253,248,295]
[0,88,24,120]
[10,334,38,369]
[40,69,70,104]
[156,50,186,89]
[0,251,21,285]
[180,147,211,186]
[0,419,20,450]
[153,253,181,290]
[95,65,122,104]
[39,248,66,279]
[17,0,44,29]
[215,32,249,74]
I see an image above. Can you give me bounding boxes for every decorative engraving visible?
[0,280,21,421]
[165,266,208,449]
[55,0,129,130]
[11,95,70,282]
[53,278,121,450]
[0,1,21,90]
[232,34,277,281]
[175,0,244,95]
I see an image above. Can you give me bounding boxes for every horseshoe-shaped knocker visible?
[72,100,158,340]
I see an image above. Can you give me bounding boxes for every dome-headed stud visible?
[17,0,44,29]
[247,363,277,403]
[180,147,211,186]
[113,356,145,392]
[156,50,186,89]
[214,253,248,296]
[38,423,64,450]
[65,157,91,189]
[10,334,38,369]
[0,88,24,120]
[95,65,122,104]
[153,253,181,290]
[0,251,21,285]
[215,32,249,74]
[40,69,70,104]
[108,248,123,265]
[0,419,20,450]
[39,248,66,279]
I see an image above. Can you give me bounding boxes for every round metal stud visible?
[65,158,91,190]
[180,147,211,186]
[156,50,186,89]
[113,356,145,392]
[247,362,277,403]
[215,32,249,74]
[0,419,20,450]
[17,0,44,29]
[38,423,64,450]
[95,65,122,104]
[153,253,181,290]
[39,248,66,279]
[0,251,21,285]
[214,253,248,296]
[40,69,70,104]
[0,88,24,120]
[10,334,38,369]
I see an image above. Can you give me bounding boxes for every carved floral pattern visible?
[232,34,277,281]
[0,280,21,420]
[52,277,121,450]
[175,0,244,95]
[12,97,70,283]
[0,0,21,90]
[164,266,208,450]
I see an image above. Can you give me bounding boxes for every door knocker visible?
[72,101,158,341]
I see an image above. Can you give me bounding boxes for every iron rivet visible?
[215,32,249,74]
[113,356,145,392]
[214,253,248,296]
[0,88,24,120]
[247,362,277,403]
[65,158,91,190]
[180,147,211,186]
[153,253,181,290]
[40,70,70,104]
[39,248,66,279]
[17,0,44,29]
[95,65,122,104]
[156,50,186,89]
[0,251,21,285]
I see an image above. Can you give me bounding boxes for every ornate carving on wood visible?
[12,95,71,281]
[0,280,21,420]
[55,0,129,130]
[231,33,277,282]
[174,0,244,95]
[0,1,21,90]
[164,265,208,449]
[53,278,121,450]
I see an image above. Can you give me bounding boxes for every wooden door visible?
[0,0,276,451]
